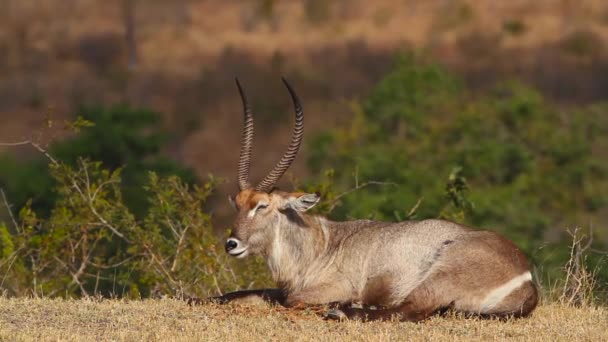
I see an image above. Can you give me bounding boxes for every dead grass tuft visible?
[559,227,601,307]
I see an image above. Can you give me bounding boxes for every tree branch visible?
[0,140,31,146]
[328,181,397,212]
[0,188,20,234]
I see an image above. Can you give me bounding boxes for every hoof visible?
[186,297,208,305]
[325,309,348,321]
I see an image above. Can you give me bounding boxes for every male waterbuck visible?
[214,78,538,321]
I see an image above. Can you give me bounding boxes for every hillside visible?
[2,0,608,180]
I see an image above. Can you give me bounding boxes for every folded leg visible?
[189,288,286,306]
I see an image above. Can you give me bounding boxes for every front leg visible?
[284,282,351,307]
[326,301,438,322]
[214,288,286,305]
[282,283,351,315]
[189,288,286,306]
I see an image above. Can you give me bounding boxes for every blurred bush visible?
[503,19,527,36]
[0,105,196,218]
[0,158,270,298]
[305,0,331,25]
[76,32,125,74]
[0,104,271,298]
[560,30,604,59]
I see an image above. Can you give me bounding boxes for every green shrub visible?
[0,105,195,218]
[0,158,270,298]
[503,19,526,36]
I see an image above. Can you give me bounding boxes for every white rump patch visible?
[480,271,532,312]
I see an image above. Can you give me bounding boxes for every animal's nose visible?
[225,238,239,252]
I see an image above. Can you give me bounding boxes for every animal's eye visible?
[256,203,269,211]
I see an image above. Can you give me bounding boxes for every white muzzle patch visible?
[226,238,249,258]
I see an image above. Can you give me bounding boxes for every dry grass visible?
[0,298,606,341]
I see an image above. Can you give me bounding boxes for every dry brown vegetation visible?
[0,298,606,341]
[2,0,608,179]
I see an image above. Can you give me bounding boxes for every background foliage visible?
[0,105,196,218]
[0,158,270,298]
[0,55,606,300]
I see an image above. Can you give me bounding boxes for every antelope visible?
[213,77,539,322]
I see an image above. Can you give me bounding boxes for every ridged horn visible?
[235,78,254,191]
[255,77,304,192]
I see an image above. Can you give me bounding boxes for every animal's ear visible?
[228,195,237,211]
[283,192,320,212]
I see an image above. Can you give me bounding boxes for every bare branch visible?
[90,179,120,203]
[30,142,58,165]
[590,248,608,254]
[89,205,127,240]
[328,181,397,212]
[560,227,597,306]
[144,244,177,286]
[0,140,58,165]
[89,255,136,270]
[0,252,21,288]
[0,140,31,146]
[212,275,223,296]
[581,225,594,251]
[0,188,20,234]
[52,256,87,295]
[165,219,180,241]
[406,197,424,219]
[171,224,190,272]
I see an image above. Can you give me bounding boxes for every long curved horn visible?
[255,77,304,192]
[235,78,254,190]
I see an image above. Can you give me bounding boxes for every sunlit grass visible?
[0,297,606,341]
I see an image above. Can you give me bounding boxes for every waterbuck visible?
[214,78,538,321]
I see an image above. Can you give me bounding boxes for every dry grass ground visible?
[0,298,606,341]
